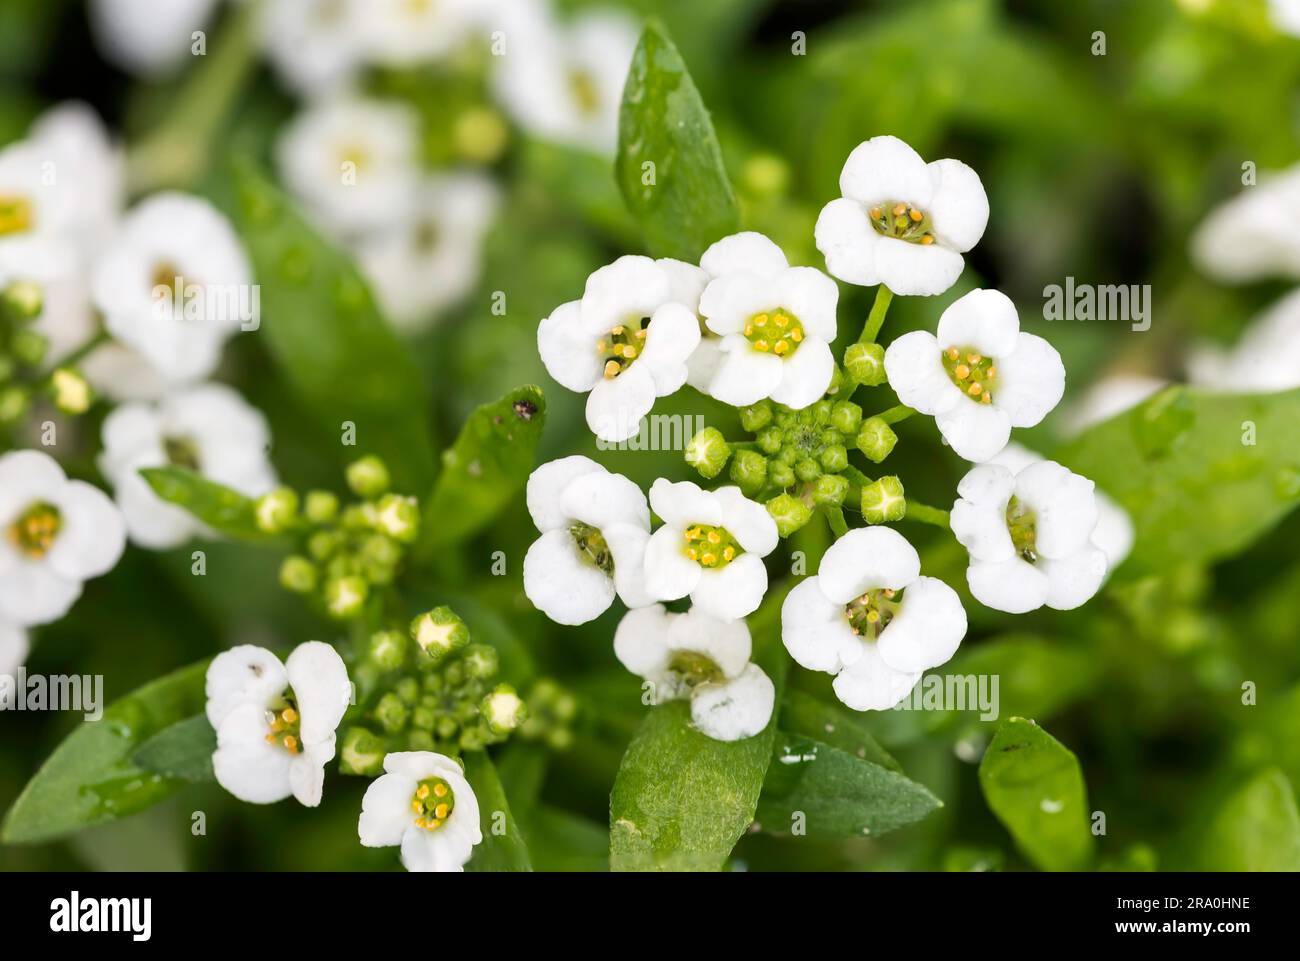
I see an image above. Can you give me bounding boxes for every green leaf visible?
[616,20,739,260]
[780,690,900,771]
[1058,385,1300,576]
[132,714,216,783]
[139,467,271,542]
[2,661,209,844]
[420,385,546,548]
[229,161,436,491]
[978,717,1093,871]
[1195,768,1300,871]
[757,733,941,839]
[463,751,532,872]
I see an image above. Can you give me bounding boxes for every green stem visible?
[869,404,916,425]
[842,465,873,488]
[858,285,894,343]
[45,330,109,375]
[903,499,950,528]
[824,505,848,537]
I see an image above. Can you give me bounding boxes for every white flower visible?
[1062,374,1166,435]
[355,172,499,332]
[643,479,778,621]
[276,97,420,237]
[0,241,97,366]
[206,642,351,807]
[1271,0,1300,36]
[952,458,1108,614]
[538,255,703,442]
[98,384,277,549]
[0,450,125,627]
[0,141,79,256]
[885,288,1064,462]
[522,456,653,625]
[781,527,966,712]
[360,0,485,67]
[614,605,775,742]
[260,0,369,97]
[359,751,482,871]
[91,193,252,383]
[815,135,989,296]
[491,1,639,154]
[26,102,124,258]
[1189,288,1300,394]
[695,232,838,409]
[0,621,29,709]
[1191,164,1300,282]
[89,0,221,76]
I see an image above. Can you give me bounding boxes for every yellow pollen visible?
[611,325,625,336]
[869,207,882,219]
[427,819,442,830]
[947,347,959,360]
[281,707,298,724]
[954,364,970,380]
[754,313,768,325]
[909,208,923,222]
[744,324,754,336]
[622,345,638,359]
[685,527,699,540]
[986,366,996,378]
[635,329,647,339]
[967,353,981,364]
[791,329,803,343]
[265,733,277,744]
[892,203,907,216]
[723,546,735,561]
[433,783,448,798]
[434,803,450,819]
[775,314,789,328]
[415,817,427,829]
[968,383,983,397]
[603,360,620,379]
[596,340,606,353]
[687,548,698,561]
[707,530,721,544]
[774,340,790,355]
[283,735,299,753]
[981,392,992,404]
[754,340,770,352]
[701,552,717,566]
[921,235,935,245]
[417,784,430,799]
[412,799,423,813]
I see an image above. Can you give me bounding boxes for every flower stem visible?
[869,404,915,425]
[903,499,950,528]
[44,330,110,375]
[858,285,894,343]
[842,465,873,487]
[824,504,848,537]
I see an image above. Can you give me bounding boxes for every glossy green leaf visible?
[780,690,900,771]
[1059,385,1300,576]
[1,661,209,844]
[229,161,436,491]
[132,714,216,783]
[139,467,271,542]
[421,385,546,548]
[978,717,1093,871]
[463,751,532,872]
[757,733,941,839]
[616,21,739,260]
[1195,767,1300,871]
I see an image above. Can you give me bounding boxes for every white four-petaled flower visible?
[815,135,989,296]
[1191,162,1300,283]
[206,642,352,807]
[781,527,967,712]
[522,456,653,625]
[643,479,778,621]
[359,751,483,872]
[614,605,776,742]
[885,288,1065,462]
[951,458,1108,614]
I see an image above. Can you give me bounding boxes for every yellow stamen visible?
[946,347,959,360]
[701,552,717,566]
[968,383,983,397]
[775,314,789,328]
[774,341,790,355]
[283,735,299,753]
[967,353,981,364]
[869,207,882,220]
[611,325,624,336]
[596,340,606,353]
[603,360,620,379]
[687,548,698,561]
[417,784,430,799]
[909,208,923,222]
[622,345,638,359]
[892,203,907,216]
[434,803,450,819]
[744,324,754,336]
[723,546,735,561]
[985,366,996,379]
[707,530,721,544]
[281,707,298,724]
[981,392,992,404]
[433,783,448,798]
[791,329,803,343]
[954,364,970,380]
[920,235,935,245]
[754,340,770,352]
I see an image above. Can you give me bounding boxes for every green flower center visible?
[597,321,649,380]
[164,435,202,471]
[683,524,742,569]
[263,694,303,754]
[844,587,902,640]
[868,200,935,245]
[667,650,724,687]
[7,502,61,559]
[0,195,33,236]
[744,308,805,357]
[569,68,602,117]
[411,776,456,832]
[570,521,613,575]
[1006,495,1038,563]
[941,345,998,405]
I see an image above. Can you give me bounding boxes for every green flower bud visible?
[436,716,459,739]
[339,727,386,776]
[741,152,790,198]
[444,661,466,688]
[811,473,850,506]
[422,672,445,694]
[49,367,92,415]
[1,280,43,322]
[0,385,31,425]
[777,446,799,465]
[819,444,849,473]
[830,400,863,436]
[795,458,822,482]
[685,427,731,479]
[861,475,906,524]
[395,676,420,705]
[856,417,898,464]
[411,702,437,731]
[279,555,317,594]
[411,606,470,662]
[774,408,796,429]
[325,575,369,619]
[810,400,833,425]
[368,629,408,671]
[459,724,490,751]
[756,426,783,455]
[374,493,419,542]
[346,455,390,497]
[307,529,342,560]
[825,364,847,397]
[547,728,575,751]
[481,683,527,734]
[768,460,796,489]
[462,643,499,679]
[10,327,47,367]
[767,492,813,537]
[255,486,299,533]
[407,729,435,751]
[304,489,339,524]
[374,692,409,734]
[729,450,768,496]
[341,503,377,530]
[361,533,401,568]
[739,400,773,432]
[844,341,887,386]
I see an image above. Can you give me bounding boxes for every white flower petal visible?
[769,337,835,410]
[613,605,675,679]
[285,641,351,748]
[707,337,785,406]
[561,470,649,531]
[817,527,920,604]
[876,576,967,672]
[685,336,726,393]
[780,267,839,343]
[205,644,288,729]
[642,526,701,601]
[538,300,602,392]
[936,289,1020,356]
[700,231,788,278]
[874,237,965,296]
[1091,492,1134,570]
[714,486,778,556]
[581,255,671,334]
[927,158,989,252]
[400,823,474,872]
[0,563,81,627]
[523,529,616,625]
[656,257,709,310]
[0,450,67,522]
[212,702,293,804]
[637,302,700,395]
[1014,460,1098,559]
[382,750,463,781]
[699,273,777,337]
[884,330,963,415]
[43,480,125,581]
[994,333,1065,428]
[289,752,328,807]
[668,606,753,679]
[956,462,1016,504]
[832,643,921,712]
[358,771,417,847]
[935,397,1012,463]
[967,557,1049,614]
[781,577,862,674]
[1041,547,1108,611]
[691,664,775,742]
[838,136,933,208]
[648,478,720,528]
[815,197,881,286]
[526,455,604,532]
[604,522,655,609]
[690,553,768,620]
[586,364,656,442]
[950,495,1015,563]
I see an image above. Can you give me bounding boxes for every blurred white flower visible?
[360,0,485,66]
[0,142,77,255]
[1271,1,1300,39]
[0,450,125,627]
[91,193,252,383]
[815,135,989,296]
[1061,373,1166,435]
[206,642,352,807]
[0,241,97,365]
[89,0,221,76]
[98,384,277,549]
[952,459,1107,614]
[491,0,638,154]
[696,232,838,409]
[644,479,778,621]
[0,620,27,709]
[356,172,499,332]
[1191,164,1300,282]
[276,97,420,236]
[781,526,966,712]
[885,288,1065,462]
[614,604,775,742]
[522,455,652,625]
[260,0,369,97]
[538,254,702,442]
[1188,288,1300,394]
[26,102,124,257]
[359,751,482,871]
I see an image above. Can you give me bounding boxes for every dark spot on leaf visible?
[513,399,538,421]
